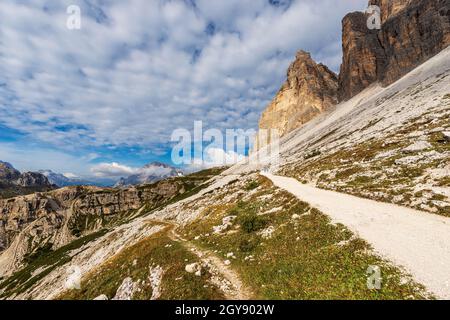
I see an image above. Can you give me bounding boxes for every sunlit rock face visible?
[258,51,338,138]
[338,0,450,101]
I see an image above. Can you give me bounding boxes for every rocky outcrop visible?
[339,0,450,101]
[78,182,179,216]
[258,51,338,137]
[15,172,54,188]
[0,179,185,253]
[370,0,414,22]
[0,161,55,199]
[338,12,387,101]
[0,162,20,181]
[375,0,450,85]
[0,171,211,274]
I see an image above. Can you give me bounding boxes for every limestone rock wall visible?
[258,51,338,137]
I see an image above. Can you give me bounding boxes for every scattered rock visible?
[258,226,275,239]
[259,207,282,216]
[185,263,201,274]
[112,277,137,300]
[149,265,164,300]
[213,216,237,234]
[403,141,432,153]
[226,252,235,259]
[93,294,109,300]
[443,131,450,142]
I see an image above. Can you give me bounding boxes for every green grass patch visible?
[245,180,260,191]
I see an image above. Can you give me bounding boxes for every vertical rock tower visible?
[258,51,338,138]
[339,0,450,101]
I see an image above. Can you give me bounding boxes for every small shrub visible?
[245,181,259,191]
[287,202,309,216]
[238,212,268,233]
[239,236,260,252]
[23,243,54,264]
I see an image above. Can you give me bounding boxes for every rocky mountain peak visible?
[258,50,338,137]
[15,172,53,188]
[0,161,56,198]
[0,161,21,181]
[338,0,450,101]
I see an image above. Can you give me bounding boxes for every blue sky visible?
[0,0,365,179]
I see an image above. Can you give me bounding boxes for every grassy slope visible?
[182,176,431,300]
[0,182,55,200]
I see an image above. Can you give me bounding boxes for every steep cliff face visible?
[376,0,450,85]
[258,51,338,137]
[339,0,450,101]
[369,0,413,22]
[338,12,387,101]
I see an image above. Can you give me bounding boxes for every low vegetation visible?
[182,176,430,299]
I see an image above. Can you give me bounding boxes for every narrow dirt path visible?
[262,172,450,299]
[147,219,253,300]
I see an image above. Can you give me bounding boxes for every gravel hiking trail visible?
[147,219,253,300]
[262,172,450,299]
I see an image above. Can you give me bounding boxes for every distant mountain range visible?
[115,162,184,187]
[0,160,185,199]
[38,170,98,187]
[0,161,55,199]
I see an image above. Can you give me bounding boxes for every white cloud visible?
[63,172,78,179]
[90,161,179,179]
[90,162,138,177]
[0,0,367,171]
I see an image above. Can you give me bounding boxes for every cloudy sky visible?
[0,0,365,179]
